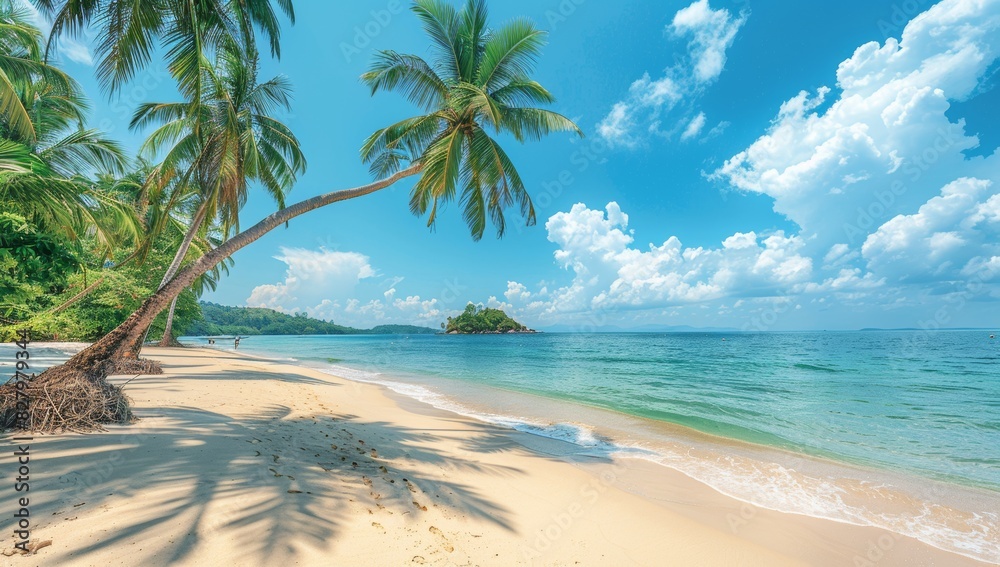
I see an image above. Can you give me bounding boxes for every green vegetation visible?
[445,304,533,334]
[0,222,204,342]
[186,302,437,336]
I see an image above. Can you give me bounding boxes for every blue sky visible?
[38,0,1000,330]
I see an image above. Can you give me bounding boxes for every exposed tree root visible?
[0,370,133,432]
[0,351,163,432]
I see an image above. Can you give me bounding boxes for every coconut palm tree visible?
[10,0,581,431]
[360,0,580,238]
[131,39,305,348]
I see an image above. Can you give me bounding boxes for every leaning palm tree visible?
[3,0,581,431]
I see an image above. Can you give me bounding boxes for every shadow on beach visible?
[2,349,616,565]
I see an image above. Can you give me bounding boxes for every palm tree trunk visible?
[56,163,422,375]
[46,277,106,315]
[137,200,210,350]
[160,201,210,289]
[157,296,180,347]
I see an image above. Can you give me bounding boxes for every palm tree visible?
[32,0,300,355]
[360,0,580,238]
[131,39,306,348]
[11,0,581,430]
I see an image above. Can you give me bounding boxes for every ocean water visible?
[184,331,995,561]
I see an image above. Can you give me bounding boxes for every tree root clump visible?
[0,370,134,433]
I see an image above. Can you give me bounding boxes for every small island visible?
[444,304,537,334]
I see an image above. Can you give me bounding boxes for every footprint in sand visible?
[428,526,454,553]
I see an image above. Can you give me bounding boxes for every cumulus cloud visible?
[247,248,376,312]
[245,248,447,327]
[475,201,901,330]
[711,0,1000,263]
[596,0,746,147]
[862,178,1000,282]
[508,202,819,316]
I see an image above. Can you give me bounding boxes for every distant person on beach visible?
[235,336,241,349]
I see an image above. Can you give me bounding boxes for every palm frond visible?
[361,51,448,111]
[411,0,462,81]
[499,107,582,141]
[476,18,545,91]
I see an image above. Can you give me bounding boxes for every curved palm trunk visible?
[59,164,422,374]
[144,202,210,349]
[159,202,210,289]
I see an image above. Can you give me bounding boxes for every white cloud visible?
[245,248,450,328]
[247,248,375,313]
[596,0,746,147]
[504,281,532,302]
[596,102,635,145]
[711,0,1000,261]
[862,178,1000,281]
[512,202,818,316]
[671,0,745,82]
[681,112,706,141]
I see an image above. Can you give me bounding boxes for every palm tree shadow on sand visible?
[16,392,612,565]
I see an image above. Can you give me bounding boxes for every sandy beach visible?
[1,347,988,566]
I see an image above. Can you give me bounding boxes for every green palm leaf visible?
[363,1,581,239]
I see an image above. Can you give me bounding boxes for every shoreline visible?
[1,346,990,565]
[192,336,1000,563]
[300,352,1000,564]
